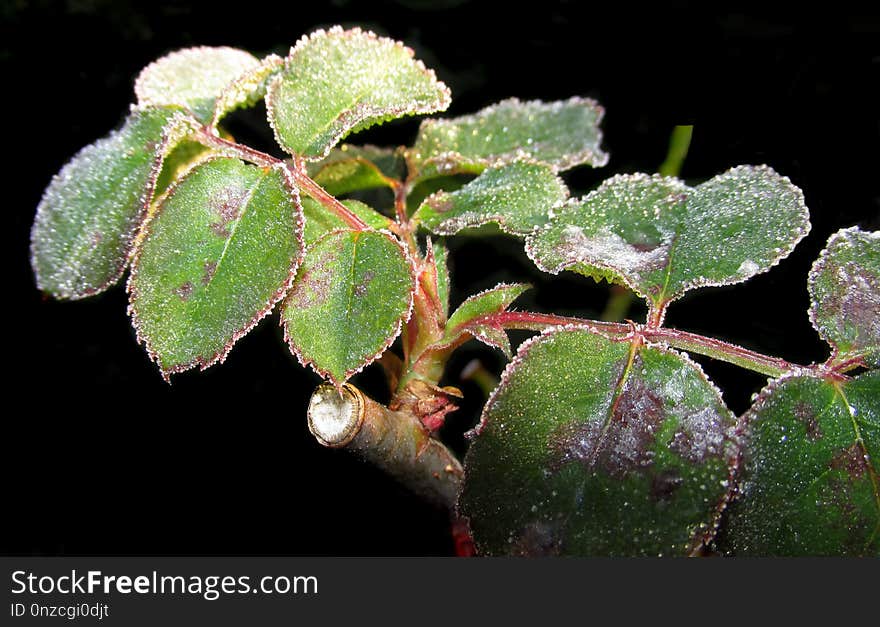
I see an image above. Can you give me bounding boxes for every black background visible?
[3,1,878,556]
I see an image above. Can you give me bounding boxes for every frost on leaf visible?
[410,97,608,180]
[722,372,879,556]
[135,46,262,125]
[459,327,738,556]
[31,107,193,300]
[305,144,404,196]
[526,166,810,308]
[808,227,880,368]
[281,229,415,386]
[266,26,450,160]
[414,160,568,236]
[301,197,392,246]
[211,54,284,126]
[438,283,530,357]
[432,238,451,318]
[128,157,303,378]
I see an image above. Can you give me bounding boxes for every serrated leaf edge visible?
[670,165,811,302]
[127,158,305,381]
[525,166,811,305]
[30,108,196,300]
[134,46,261,123]
[807,226,880,360]
[418,157,570,236]
[265,26,451,161]
[412,96,610,174]
[210,53,285,127]
[281,227,417,388]
[459,325,739,553]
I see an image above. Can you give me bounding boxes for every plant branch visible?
[308,383,463,510]
[641,327,793,378]
[193,128,367,230]
[474,310,810,379]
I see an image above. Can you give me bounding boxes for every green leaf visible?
[266,26,450,160]
[301,197,392,247]
[305,145,401,196]
[441,283,530,357]
[31,107,193,300]
[282,229,415,385]
[431,238,450,317]
[414,161,568,236]
[128,157,303,378]
[808,227,880,368]
[526,166,810,308]
[410,97,608,180]
[135,46,263,125]
[153,140,216,198]
[210,54,284,126]
[721,372,879,556]
[459,327,738,556]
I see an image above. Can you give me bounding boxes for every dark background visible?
[2,1,878,555]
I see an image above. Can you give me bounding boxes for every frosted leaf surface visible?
[128,157,303,378]
[281,229,415,386]
[432,238,450,317]
[266,27,450,160]
[301,197,392,246]
[135,46,262,125]
[722,372,879,555]
[305,144,404,196]
[459,327,737,556]
[439,283,530,357]
[808,227,880,367]
[153,139,222,198]
[211,54,284,126]
[414,161,567,236]
[31,107,192,299]
[526,166,810,307]
[410,97,608,180]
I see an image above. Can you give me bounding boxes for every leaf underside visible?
[31,107,191,300]
[808,227,880,367]
[267,26,450,160]
[129,157,303,377]
[526,166,810,307]
[282,229,415,385]
[410,97,608,180]
[721,372,879,556]
[459,327,737,556]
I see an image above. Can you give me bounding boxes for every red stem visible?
[472,310,817,379]
[194,128,367,231]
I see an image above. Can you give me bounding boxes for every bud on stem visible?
[308,383,464,510]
